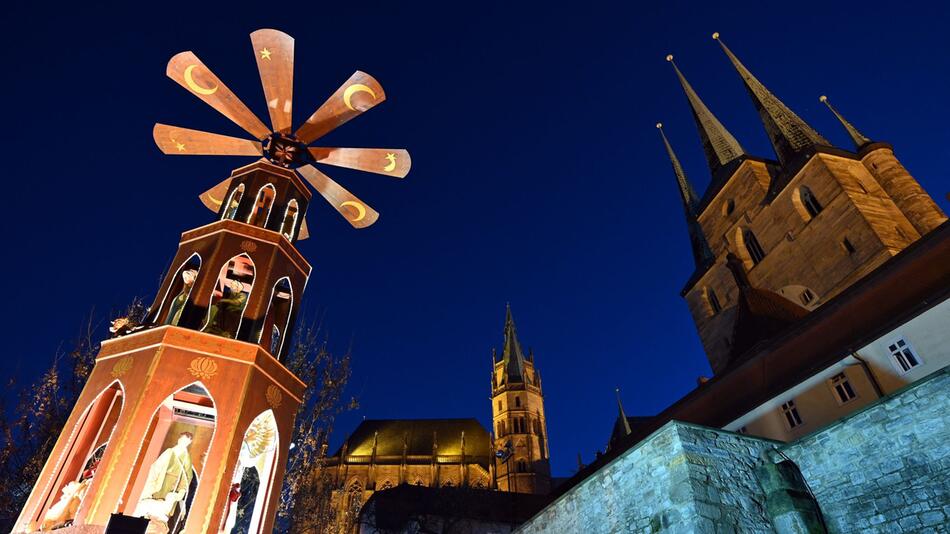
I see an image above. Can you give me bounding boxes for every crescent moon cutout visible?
[384,153,397,172]
[207,194,223,206]
[340,200,367,222]
[184,65,219,96]
[343,84,377,111]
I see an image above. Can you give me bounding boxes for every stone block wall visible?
[780,368,950,533]
[515,423,778,533]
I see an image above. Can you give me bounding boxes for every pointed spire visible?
[819,95,872,149]
[615,388,632,436]
[666,54,746,176]
[712,32,829,165]
[657,123,715,269]
[501,304,526,383]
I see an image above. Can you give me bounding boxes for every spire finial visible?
[615,387,632,436]
[657,124,715,269]
[818,94,872,149]
[714,34,829,165]
[666,53,746,175]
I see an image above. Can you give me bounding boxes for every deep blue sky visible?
[3,1,948,477]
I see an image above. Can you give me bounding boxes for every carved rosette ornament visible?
[111,356,134,378]
[265,385,283,408]
[188,357,218,380]
[240,240,258,253]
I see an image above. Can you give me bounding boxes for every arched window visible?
[347,480,364,519]
[722,199,736,217]
[255,278,293,358]
[122,382,216,525]
[742,229,766,265]
[222,410,279,533]
[279,199,299,239]
[793,185,823,221]
[247,184,276,228]
[380,480,394,490]
[222,183,245,220]
[202,254,255,339]
[153,253,201,326]
[705,287,721,315]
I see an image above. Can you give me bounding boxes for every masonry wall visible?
[515,423,777,534]
[780,368,950,533]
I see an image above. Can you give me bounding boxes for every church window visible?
[280,199,299,239]
[705,287,721,315]
[842,237,856,255]
[515,396,521,408]
[888,338,921,373]
[795,186,823,219]
[829,373,857,404]
[799,288,816,307]
[380,480,393,490]
[780,400,803,429]
[247,184,277,228]
[222,183,245,220]
[743,229,766,265]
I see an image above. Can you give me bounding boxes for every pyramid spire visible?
[713,32,829,166]
[501,303,526,383]
[657,123,715,269]
[666,54,746,177]
[615,388,632,436]
[819,95,872,149]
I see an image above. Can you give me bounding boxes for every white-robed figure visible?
[133,431,194,534]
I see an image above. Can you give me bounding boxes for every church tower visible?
[490,305,551,494]
[663,35,947,374]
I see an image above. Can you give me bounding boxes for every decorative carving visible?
[240,240,258,253]
[111,357,134,378]
[265,385,283,408]
[188,357,218,380]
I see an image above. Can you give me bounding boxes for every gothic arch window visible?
[704,287,722,315]
[793,185,823,221]
[120,382,216,528]
[153,253,201,326]
[279,199,299,239]
[202,254,255,339]
[222,410,279,533]
[256,277,293,358]
[737,228,766,266]
[346,480,364,519]
[28,382,125,528]
[222,183,245,221]
[247,184,276,228]
[380,480,394,490]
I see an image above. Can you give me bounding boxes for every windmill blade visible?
[198,177,233,213]
[308,148,411,178]
[167,51,272,139]
[294,71,386,145]
[296,165,379,229]
[153,124,263,156]
[250,29,294,133]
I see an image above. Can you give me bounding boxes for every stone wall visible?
[780,368,950,533]
[515,423,777,533]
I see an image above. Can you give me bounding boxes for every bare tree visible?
[275,320,357,534]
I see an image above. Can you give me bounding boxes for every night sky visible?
[4,0,948,477]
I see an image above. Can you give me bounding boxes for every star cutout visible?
[174,141,186,152]
[260,48,272,60]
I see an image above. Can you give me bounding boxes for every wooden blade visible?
[294,71,386,145]
[308,148,411,178]
[250,29,294,134]
[167,51,272,139]
[298,217,310,240]
[198,177,233,212]
[153,123,263,156]
[296,165,379,229]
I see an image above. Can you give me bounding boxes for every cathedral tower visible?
[490,305,551,494]
[664,34,947,374]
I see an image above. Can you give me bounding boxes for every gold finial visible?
[666,54,674,62]
[712,32,720,40]
[819,95,828,103]
[656,122,663,129]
